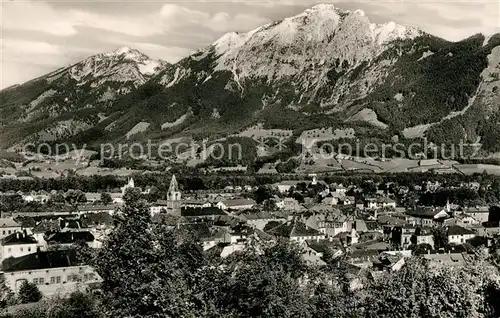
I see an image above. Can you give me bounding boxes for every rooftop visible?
[448,225,475,236]
[32,219,60,234]
[46,231,95,244]
[0,218,21,228]
[221,198,256,207]
[2,250,79,272]
[1,232,37,245]
[181,207,227,217]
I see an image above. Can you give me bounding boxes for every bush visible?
[17,282,41,304]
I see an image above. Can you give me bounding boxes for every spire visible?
[169,175,179,193]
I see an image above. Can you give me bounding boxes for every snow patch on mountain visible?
[126,122,150,139]
[418,50,435,61]
[474,45,500,113]
[349,109,388,129]
[402,124,433,139]
[161,113,188,130]
[371,21,420,45]
[24,89,57,113]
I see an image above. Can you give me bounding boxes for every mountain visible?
[0,47,168,147]
[1,4,499,158]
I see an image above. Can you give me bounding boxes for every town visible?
[0,161,500,315]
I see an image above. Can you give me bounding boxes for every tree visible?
[18,281,42,304]
[90,187,159,316]
[49,191,66,204]
[0,275,15,309]
[65,190,87,208]
[218,242,313,317]
[64,291,101,318]
[254,185,275,204]
[432,226,449,250]
[100,192,112,205]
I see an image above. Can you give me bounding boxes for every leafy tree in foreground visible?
[0,274,15,309]
[91,187,159,316]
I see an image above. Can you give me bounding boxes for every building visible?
[366,197,397,210]
[21,191,50,203]
[31,220,60,248]
[423,252,472,268]
[267,221,326,242]
[216,198,256,211]
[2,250,102,296]
[463,206,489,223]
[0,218,22,239]
[45,231,97,249]
[393,226,434,249]
[180,207,227,220]
[181,199,212,209]
[149,201,171,215]
[210,165,248,173]
[77,204,118,215]
[305,213,351,237]
[405,207,449,227]
[447,225,476,245]
[276,181,309,193]
[0,232,38,261]
[445,213,480,227]
[239,212,286,230]
[120,178,135,195]
[166,175,182,214]
[282,198,303,211]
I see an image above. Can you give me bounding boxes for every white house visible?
[463,207,489,223]
[447,225,476,245]
[181,199,212,209]
[2,250,102,296]
[216,199,256,211]
[0,232,38,261]
[0,218,22,239]
[276,181,308,193]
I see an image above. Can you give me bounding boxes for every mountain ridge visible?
[1,4,499,160]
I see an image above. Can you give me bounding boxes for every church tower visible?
[167,175,181,214]
[121,178,135,195]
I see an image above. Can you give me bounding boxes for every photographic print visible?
[0,0,500,317]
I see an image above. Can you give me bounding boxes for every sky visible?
[1,0,499,89]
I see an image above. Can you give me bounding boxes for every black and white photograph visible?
[0,0,500,316]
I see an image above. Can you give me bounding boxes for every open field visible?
[455,164,500,175]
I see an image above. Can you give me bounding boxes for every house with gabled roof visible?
[31,219,60,248]
[45,231,97,249]
[305,213,352,237]
[405,207,449,227]
[0,218,22,239]
[447,225,476,245]
[239,211,286,230]
[267,221,326,242]
[463,206,490,223]
[0,231,38,261]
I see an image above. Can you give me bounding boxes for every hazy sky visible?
[1,0,499,89]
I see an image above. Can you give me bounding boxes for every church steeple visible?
[167,174,181,202]
[169,174,179,193]
[121,177,135,195]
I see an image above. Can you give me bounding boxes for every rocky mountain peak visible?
[68,47,168,85]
